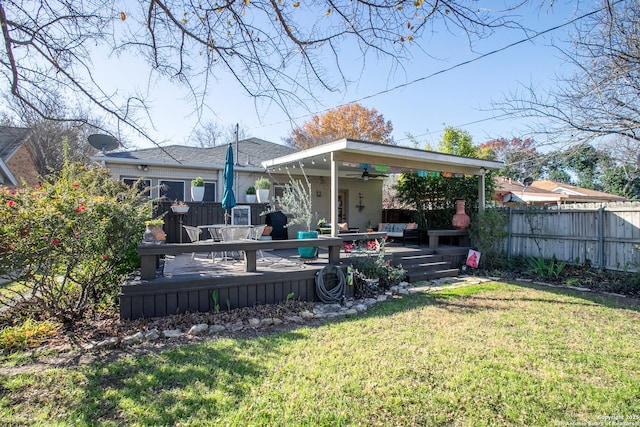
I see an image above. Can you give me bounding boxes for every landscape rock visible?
[248,318,261,328]
[229,321,244,331]
[261,318,275,326]
[163,329,183,338]
[187,323,209,336]
[95,337,120,348]
[300,310,314,320]
[144,329,160,340]
[284,315,304,324]
[122,331,145,346]
[209,324,226,333]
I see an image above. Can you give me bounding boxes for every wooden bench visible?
[427,229,470,250]
[137,237,344,280]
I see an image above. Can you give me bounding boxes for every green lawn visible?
[1,281,639,426]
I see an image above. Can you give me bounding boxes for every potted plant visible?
[191,177,205,202]
[170,200,190,214]
[245,186,257,203]
[254,177,271,203]
[271,171,319,259]
[143,219,166,244]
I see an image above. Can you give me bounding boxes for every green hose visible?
[315,265,346,303]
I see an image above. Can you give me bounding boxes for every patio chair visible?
[250,224,267,259]
[219,226,251,261]
[183,225,216,260]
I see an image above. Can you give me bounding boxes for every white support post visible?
[330,154,339,236]
[478,173,486,210]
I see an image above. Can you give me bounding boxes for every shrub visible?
[0,318,59,352]
[348,239,405,298]
[191,177,205,187]
[254,177,271,189]
[0,161,151,324]
[469,207,509,269]
[246,186,256,195]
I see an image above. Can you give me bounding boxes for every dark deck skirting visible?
[120,267,330,320]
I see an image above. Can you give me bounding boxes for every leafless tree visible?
[191,120,223,147]
[497,0,640,148]
[2,94,100,174]
[191,121,248,147]
[0,1,529,148]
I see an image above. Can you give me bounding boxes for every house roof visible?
[495,177,626,204]
[99,137,296,171]
[261,139,503,177]
[0,126,32,186]
[0,126,32,161]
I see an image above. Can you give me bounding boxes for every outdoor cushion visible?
[338,222,349,231]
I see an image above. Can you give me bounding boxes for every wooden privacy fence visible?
[503,202,640,272]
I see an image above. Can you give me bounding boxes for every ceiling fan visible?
[347,166,388,180]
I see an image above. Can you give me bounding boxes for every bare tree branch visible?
[0,0,531,149]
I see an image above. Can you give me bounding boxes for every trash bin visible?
[265,211,288,240]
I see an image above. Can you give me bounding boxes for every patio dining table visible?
[198,224,253,241]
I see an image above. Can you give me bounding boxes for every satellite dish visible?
[522,176,534,187]
[88,134,119,154]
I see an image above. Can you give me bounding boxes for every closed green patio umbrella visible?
[221,143,236,224]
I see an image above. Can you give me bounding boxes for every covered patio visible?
[261,139,502,236]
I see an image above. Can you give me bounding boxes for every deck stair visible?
[391,251,460,282]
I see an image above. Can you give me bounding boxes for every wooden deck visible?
[120,239,465,320]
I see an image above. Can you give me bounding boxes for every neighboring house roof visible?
[102,137,296,170]
[0,126,33,186]
[495,177,627,205]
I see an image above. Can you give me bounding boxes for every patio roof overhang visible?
[261,139,503,236]
[260,139,503,177]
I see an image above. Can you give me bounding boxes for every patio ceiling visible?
[261,139,503,177]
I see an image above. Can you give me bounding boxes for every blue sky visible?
[98,1,596,150]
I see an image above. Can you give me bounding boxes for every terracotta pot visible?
[143,225,166,244]
[452,199,470,230]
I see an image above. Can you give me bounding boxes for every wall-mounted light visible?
[137,164,149,172]
[356,192,365,212]
[316,190,322,197]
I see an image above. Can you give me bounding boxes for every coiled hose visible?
[315,265,346,303]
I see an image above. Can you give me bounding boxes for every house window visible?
[203,182,216,202]
[273,185,285,209]
[159,180,185,202]
[123,178,151,198]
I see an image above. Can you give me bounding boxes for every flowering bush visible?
[348,238,406,298]
[0,161,152,324]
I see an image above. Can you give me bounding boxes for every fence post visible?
[598,207,604,269]
[507,207,512,260]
